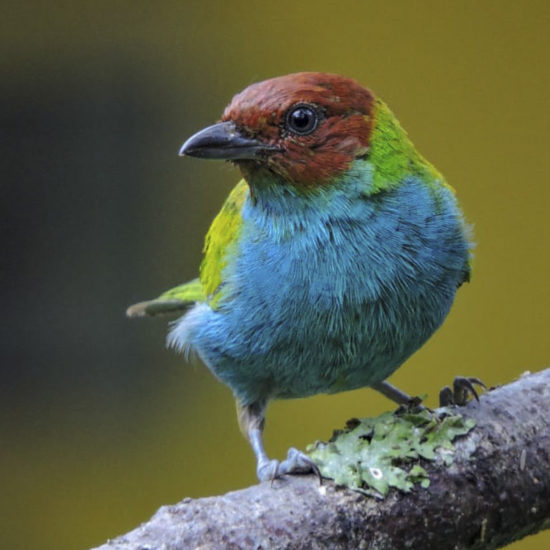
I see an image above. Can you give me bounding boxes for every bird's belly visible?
[184,248,462,404]
[179,179,470,405]
[187,275,456,405]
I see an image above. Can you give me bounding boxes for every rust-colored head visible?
[221,72,375,185]
[181,73,375,187]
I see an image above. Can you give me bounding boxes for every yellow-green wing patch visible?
[127,180,248,317]
[126,278,205,318]
[200,179,248,308]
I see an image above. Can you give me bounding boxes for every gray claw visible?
[440,376,486,407]
[277,447,322,482]
[439,385,454,406]
[256,458,279,482]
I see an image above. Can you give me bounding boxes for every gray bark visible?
[93,368,550,550]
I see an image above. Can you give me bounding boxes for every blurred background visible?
[2,1,549,548]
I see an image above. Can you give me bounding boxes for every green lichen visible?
[307,408,476,497]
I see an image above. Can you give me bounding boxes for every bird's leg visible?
[236,399,277,481]
[439,376,486,406]
[236,399,321,482]
[372,380,423,408]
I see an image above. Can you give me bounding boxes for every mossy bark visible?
[93,369,550,550]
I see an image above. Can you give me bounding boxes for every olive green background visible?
[2,1,549,548]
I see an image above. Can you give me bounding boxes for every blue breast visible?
[171,163,471,406]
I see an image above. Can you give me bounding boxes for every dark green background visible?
[2,1,549,548]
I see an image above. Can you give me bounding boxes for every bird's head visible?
[180,72,376,187]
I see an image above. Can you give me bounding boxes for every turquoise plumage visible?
[128,73,472,481]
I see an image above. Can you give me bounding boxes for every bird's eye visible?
[285,104,319,136]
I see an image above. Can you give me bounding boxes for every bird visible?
[127,72,473,482]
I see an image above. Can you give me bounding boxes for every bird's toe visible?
[439,376,486,407]
[277,447,322,482]
[256,458,280,482]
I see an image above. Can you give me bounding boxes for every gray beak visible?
[179,120,281,160]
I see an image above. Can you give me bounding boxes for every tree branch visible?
[93,368,550,550]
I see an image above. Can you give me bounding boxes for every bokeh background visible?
[2,1,549,548]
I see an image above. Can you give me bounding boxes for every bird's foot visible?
[278,447,322,479]
[395,395,426,414]
[439,376,486,407]
[256,458,280,482]
[256,448,322,483]
[371,380,425,412]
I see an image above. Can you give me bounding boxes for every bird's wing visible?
[126,278,205,317]
[126,179,249,317]
[199,179,248,308]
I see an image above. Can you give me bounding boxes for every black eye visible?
[285,104,319,136]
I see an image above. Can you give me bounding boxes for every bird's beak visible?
[179,121,280,160]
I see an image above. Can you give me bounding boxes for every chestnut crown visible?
[222,72,375,185]
[180,73,376,186]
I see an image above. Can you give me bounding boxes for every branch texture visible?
[94,368,550,550]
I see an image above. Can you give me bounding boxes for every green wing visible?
[127,179,248,318]
[126,278,205,317]
[199,179,247,308]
